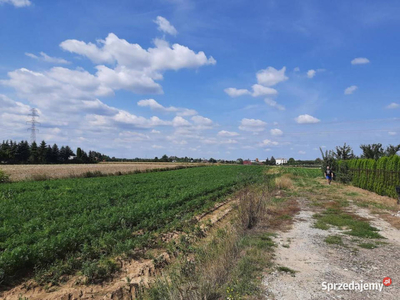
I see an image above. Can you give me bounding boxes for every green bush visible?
[345,156,400,198]
[0,169,10,183]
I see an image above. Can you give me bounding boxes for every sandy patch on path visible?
[264,199,400,300]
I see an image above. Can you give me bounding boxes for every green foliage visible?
[346,155,400,198]
[0,169,9,184]
[324,235,344,246]
[0,166,264,285]
[313,208,383,239]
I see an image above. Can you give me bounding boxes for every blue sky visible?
[0,0,399,160]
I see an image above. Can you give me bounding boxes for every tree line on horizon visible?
[0,140,109,164]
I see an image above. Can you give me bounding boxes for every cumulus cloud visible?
[225,66,286,98]
[60,33,216,94]
[388,131,397,136]
[25,52,70,64]
[344,85,358,95]
[218,130,239,137]
[307,69,316,78]
[224,88,250,97]
[298,150,306,154]
[386,102,399,109]
[154,16,178,36]
[191,115,212,126]
[0,0,30,7]
[260,139,279,146]
[270,128,283,136]
[256,67,288,87]
[264,98,285,111]
[239,118,267,132]
[295,114,320,124]
[351,57,370,65]
[172,116,191,127]
[251,84,278,97]
[137,99,197,116]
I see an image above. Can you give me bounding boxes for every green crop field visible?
[281,167,322,178]
[0,165,264,285]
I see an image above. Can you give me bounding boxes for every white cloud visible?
[154,16,178,36]
[217,130,239,137]
[0,94,31,114]
[239,118,267,132]
[151,129,161,134]
[388,131,397,136]
[270,128,283,136]
[0,0,31,7]
[351,57,370,65]
[224,87,250,97]
[251,84,278,97]
[264,98,285,111]
[60,33,216,94]
[25,52,70,64]
[191,115,213,126]
[386,102,399,109]
[256,66,288,87]
[344,85,358,95]
[172,116,191,127]
[152,145,165,149]
[307,69,316,78]
[295,114,320,124]
[298,150,306,154]
[138,99,197,116]
[260,139,279,146]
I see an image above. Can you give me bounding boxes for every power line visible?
[27,108,40,144]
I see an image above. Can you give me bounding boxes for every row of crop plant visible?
[337,155,400,198]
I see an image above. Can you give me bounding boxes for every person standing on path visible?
[324,166,333,185]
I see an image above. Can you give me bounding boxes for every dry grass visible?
[0,163,200,182]
[275,174,294,190]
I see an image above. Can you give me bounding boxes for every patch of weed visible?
[324,235,344,246]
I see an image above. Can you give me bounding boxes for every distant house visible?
[276,158,287,165]
[243,160,252,165]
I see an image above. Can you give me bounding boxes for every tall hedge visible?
[339,156,400,199]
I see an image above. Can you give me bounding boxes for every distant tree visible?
[270,156,276,165]
[265,158,270,165]
[16,141,30,163]
[76,147,83,159]
[154,156,159,162]
[385,144,400,157]
[51,144,60,163]
[38,141,47,163]
[160,154,169,162]
[209,158,217,163]
[29,141,39,163]
[360,143,384,160]
[320,147,337,171]
[288,158,295,165]
[334,143,355,160]
[237,158,243,164]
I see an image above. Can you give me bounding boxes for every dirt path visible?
[263,197,400,299]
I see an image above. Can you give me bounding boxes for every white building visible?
[275,158,287,165]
